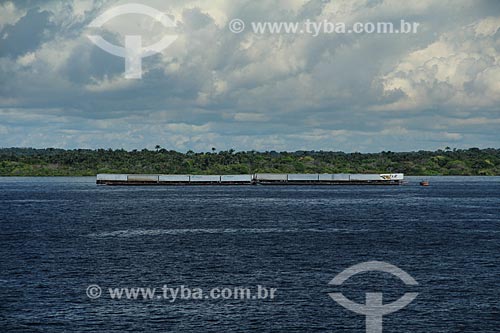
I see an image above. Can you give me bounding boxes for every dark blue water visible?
[1,177,499,332]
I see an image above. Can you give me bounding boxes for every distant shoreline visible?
[1,147,498,177]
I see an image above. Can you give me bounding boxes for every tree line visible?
[0,147,498,176]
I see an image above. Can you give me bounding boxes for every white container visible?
[332,174,350,181]
[159,175,190,182]
[349,174,381,181]
[254,173,288,181]
[220,175,253,182]
[97,174,128,181]
[190,175,221,182]
[287,174,319,181]
[127,175,159,182]
[318,174,333,181]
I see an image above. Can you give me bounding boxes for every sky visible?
[0,0,499,152]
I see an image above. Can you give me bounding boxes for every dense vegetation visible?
[0,147,498,176]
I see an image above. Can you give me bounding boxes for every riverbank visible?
[1,147,498,176]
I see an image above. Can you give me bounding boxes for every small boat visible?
[420,181,429,186]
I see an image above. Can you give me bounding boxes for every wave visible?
[87,227,351,238]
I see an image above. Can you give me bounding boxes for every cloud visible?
[0,0,499,151]
[0,1,23,30]
[0,8,54,58]
[379,16,500,110]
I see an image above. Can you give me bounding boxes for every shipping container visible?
[318,174,333,181]
[220,175,253,183]
[127,175,159,182]
[332,174,350,181]
[254,173,288,181]
[349,174,381,181]
[159,175,190,182]
[287,174,319,181]
[97,174,128,181]
[190,175,221,182]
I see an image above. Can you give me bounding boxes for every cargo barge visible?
[96,173,404,185]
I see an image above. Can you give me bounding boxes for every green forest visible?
[0,147,498,176]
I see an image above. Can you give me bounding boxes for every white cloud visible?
[0,2,23,30]
[233,113,270,122]
[85,75,135,92]
[379,16,500,110]
[474,16,500,36]
[16,52,36,66]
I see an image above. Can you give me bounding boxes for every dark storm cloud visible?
[0,8,53,58]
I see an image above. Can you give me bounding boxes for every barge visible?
[96,173,404,185]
